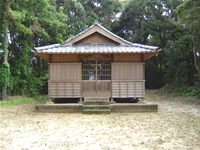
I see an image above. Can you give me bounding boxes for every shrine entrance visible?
[82,60,111,97]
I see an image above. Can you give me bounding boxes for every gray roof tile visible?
[34,44,159,54]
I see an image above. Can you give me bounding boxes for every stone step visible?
[84,97,110,102]
[82,97,111,114]
[83,101,111,105]
[82,109,111,114]
[83,105,110,110]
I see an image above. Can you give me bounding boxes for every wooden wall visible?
[112,81,145,98]
[112,62,144,80]
[48,63,81,98]
[49,53,146,63]
[82,81,111,97]
[48,82,81,98]
[50,54,80,63]
[113,54,143,62]
[47,58,146,98]
[49,63,81,81]
[37,53,156,62]
[111,62,145,98]
[75,32,118,44]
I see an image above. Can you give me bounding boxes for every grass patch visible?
[178,135,186,139]
[0,96,47,107]
[152,86,200,104]
[156,84,199,98]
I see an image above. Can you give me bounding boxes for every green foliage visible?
[63,0,121,35]
[0,62,11,85]
[0,0,68,98]
[157,84,198,98]
[164,33,194,86]
[177,0,200,94]
[194,75,200,98]
[171,86,196,97]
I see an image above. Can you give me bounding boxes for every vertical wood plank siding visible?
[113,54,143,62]
[50,54,80,63]
[48,63,81,98]
[112,62,144,80]
[112,62,145,98]
[49,63,81,81]
[75,32,118,44]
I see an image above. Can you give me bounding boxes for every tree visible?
[85,0,122,28]
[0,0,10,100]
[177,0,200,96]
[177,0,200,76]
[0,0,68,98]
[111,0,198,90]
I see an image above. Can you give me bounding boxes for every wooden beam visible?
[80,54,112,60]
[49,54,52,63]
[141,54,144,61]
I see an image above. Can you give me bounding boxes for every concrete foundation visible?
[35,104,82,113]
[110,104,158,113]
[35,103,158,113]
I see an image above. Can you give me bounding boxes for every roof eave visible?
[34,51,159,54]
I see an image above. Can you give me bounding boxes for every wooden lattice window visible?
[82,60,111,80]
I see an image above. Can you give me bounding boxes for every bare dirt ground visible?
[0,90,200,150]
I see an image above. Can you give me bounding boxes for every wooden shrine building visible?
[34,22,160,101]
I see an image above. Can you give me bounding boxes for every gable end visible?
[74,32,119,45]
[63,23,132,46]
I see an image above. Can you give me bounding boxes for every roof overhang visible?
[34,43,159,54]
[33,44,160,61]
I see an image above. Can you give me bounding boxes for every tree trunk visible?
[2,85,7,100]
[2,52,8,100]
[1,0,9,101]
[192,26,200,76]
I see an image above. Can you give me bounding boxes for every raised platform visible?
[110,103,158,113]
[35,104,82,113]
[35,103,158,113]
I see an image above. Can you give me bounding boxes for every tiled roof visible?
[34,44,159,54]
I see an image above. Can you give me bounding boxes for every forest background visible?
[0,0,200,100]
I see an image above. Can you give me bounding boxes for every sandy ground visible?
[0,90,200,150]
